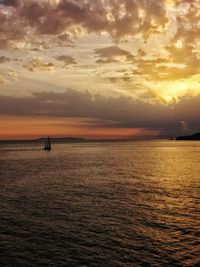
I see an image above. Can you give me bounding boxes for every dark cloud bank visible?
[0,89,199,137]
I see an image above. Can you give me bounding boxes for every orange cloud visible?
[0,116,160,140]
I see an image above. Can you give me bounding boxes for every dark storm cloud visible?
[0,89,199,137]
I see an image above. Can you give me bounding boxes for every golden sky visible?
[0,0,199,139]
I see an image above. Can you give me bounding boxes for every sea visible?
[0,141,199,267]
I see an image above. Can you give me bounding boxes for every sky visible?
[0,0,199,139]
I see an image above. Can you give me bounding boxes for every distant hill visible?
[34,137,85,142]
[176,132,200,140]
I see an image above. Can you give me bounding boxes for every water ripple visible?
[0,141,199,266]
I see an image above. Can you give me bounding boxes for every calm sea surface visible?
[0,141,199,267]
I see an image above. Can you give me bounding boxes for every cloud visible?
[133,41,200,81]
[159,0,200,80]
[22,56,76,72]
[95,46,134,64]
[0,0,18,6]
[23,58,54,72]
[0,10,25,49]
[0,0,169,50]
[55,55,76,65]
[1,0,200,106]
[0,56,10,63]
[0,89,199,137]
[8,69,17,80]
[0,75,6,84]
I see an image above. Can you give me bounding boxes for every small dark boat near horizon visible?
[43,136,51,151]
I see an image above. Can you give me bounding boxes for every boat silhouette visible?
[43,136,51,151]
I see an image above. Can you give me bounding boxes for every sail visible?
[47,136,51,150]
[43,136,51,150]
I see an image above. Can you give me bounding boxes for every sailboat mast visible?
[48,136,51,149]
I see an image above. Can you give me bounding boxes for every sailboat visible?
[43,136,51,151]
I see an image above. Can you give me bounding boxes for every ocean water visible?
[0,141,199,267]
